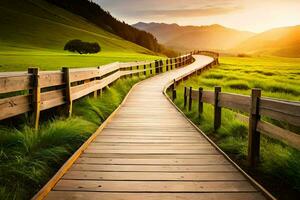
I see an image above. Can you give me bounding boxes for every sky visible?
[94,0,300,33]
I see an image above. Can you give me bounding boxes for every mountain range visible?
[133,22,300,57]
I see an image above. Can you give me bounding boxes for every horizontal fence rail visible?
[0,54,194,128]
[179,85,300,167]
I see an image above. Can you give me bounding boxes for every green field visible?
[195,56,300,101]
[0,0,162,71]
[171,56,300,199]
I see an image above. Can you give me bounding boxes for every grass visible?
[0,51,162,71]
[0,0,163,71]
[170,56,300,199]
[194,56,300,101]
[0,75,145,200]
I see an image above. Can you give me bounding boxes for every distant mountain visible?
[133,22,255,52]
[234,25,300,57]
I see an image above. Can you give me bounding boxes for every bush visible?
[226,81,250,90]
[64,39,101,54]
[237,53,251,57]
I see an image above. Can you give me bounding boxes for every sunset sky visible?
[95,0,300,33]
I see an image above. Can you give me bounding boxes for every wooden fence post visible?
[172,79,177,100]
[96,66,101,97]
[150,63,153,75]
[184,87,187,109]
[160,60,163,73]
[248,88,262,167]
[198,87,203,116]
[62,67,73,118]
[166,59,169,71]
[188,87,193,111]
[144,65,146,76]
[170,59,173,70]
[28,68,41,130]
[130,66,133,77]
[155,61,159,74]
[93,78,98,98]
[214,86,221,130]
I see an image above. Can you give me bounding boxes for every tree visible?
[64,39,101,54]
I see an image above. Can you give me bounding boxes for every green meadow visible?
[0,50,161,72]
[0,0,162,72]
[197,56,300,101]
[171,56,300,200]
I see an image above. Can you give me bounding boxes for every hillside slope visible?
[0,0,160,71]
[234,25,300,57]
[133,22,255,51]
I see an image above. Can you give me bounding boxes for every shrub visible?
[237,53,250,57]
[64,39,101,54]
[226,81,250,90]
[204,73,224,79]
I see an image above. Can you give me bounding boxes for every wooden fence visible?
[0,54,194,129]
[177,85,300,167]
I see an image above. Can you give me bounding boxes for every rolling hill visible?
[233,25,300,57]
[0,0,161,71]
[133,22,255,52]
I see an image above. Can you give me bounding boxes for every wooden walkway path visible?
[44,55,267,200]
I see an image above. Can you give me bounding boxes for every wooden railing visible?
[177,85,300,167]
[0,54,193,129]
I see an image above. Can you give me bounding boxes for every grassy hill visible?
[133,22,255,52]
[234,25,300,58]
[0,0,161,71]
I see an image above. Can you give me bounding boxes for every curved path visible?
[44,55,266,200]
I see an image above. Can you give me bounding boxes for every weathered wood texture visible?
[41,55,267,200]
[187,75,300,167]
[0,55,192,123]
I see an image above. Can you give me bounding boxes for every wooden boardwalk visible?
[44,55,267,200]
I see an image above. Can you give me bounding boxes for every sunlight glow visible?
[98,0,300,32]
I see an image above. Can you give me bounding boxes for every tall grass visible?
[0,75,145,200]
[170,56,300,199]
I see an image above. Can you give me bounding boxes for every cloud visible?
[136,6,242,18]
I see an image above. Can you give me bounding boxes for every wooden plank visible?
[71,72,121,100]
[63,171,245,181]
[202,91,214,104]
[83,149,219,155]
[0,95,31,120]
[92,135,202,140]
[219,92,250,113]
[39,72,64,88]
[0,74,31,93]
[40,89,65,111]
[191,89,198,100]
[46,192,266,200]
[53,180,256,192]
[257,121,300,150]
[79,154,228,159]
[260,98,300,126]
[88,143,211,147]
[70,164,238,172]
[93,138,208,144]
[69,63,119,82]
[75,157,229,165]
[88,143,210,149]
